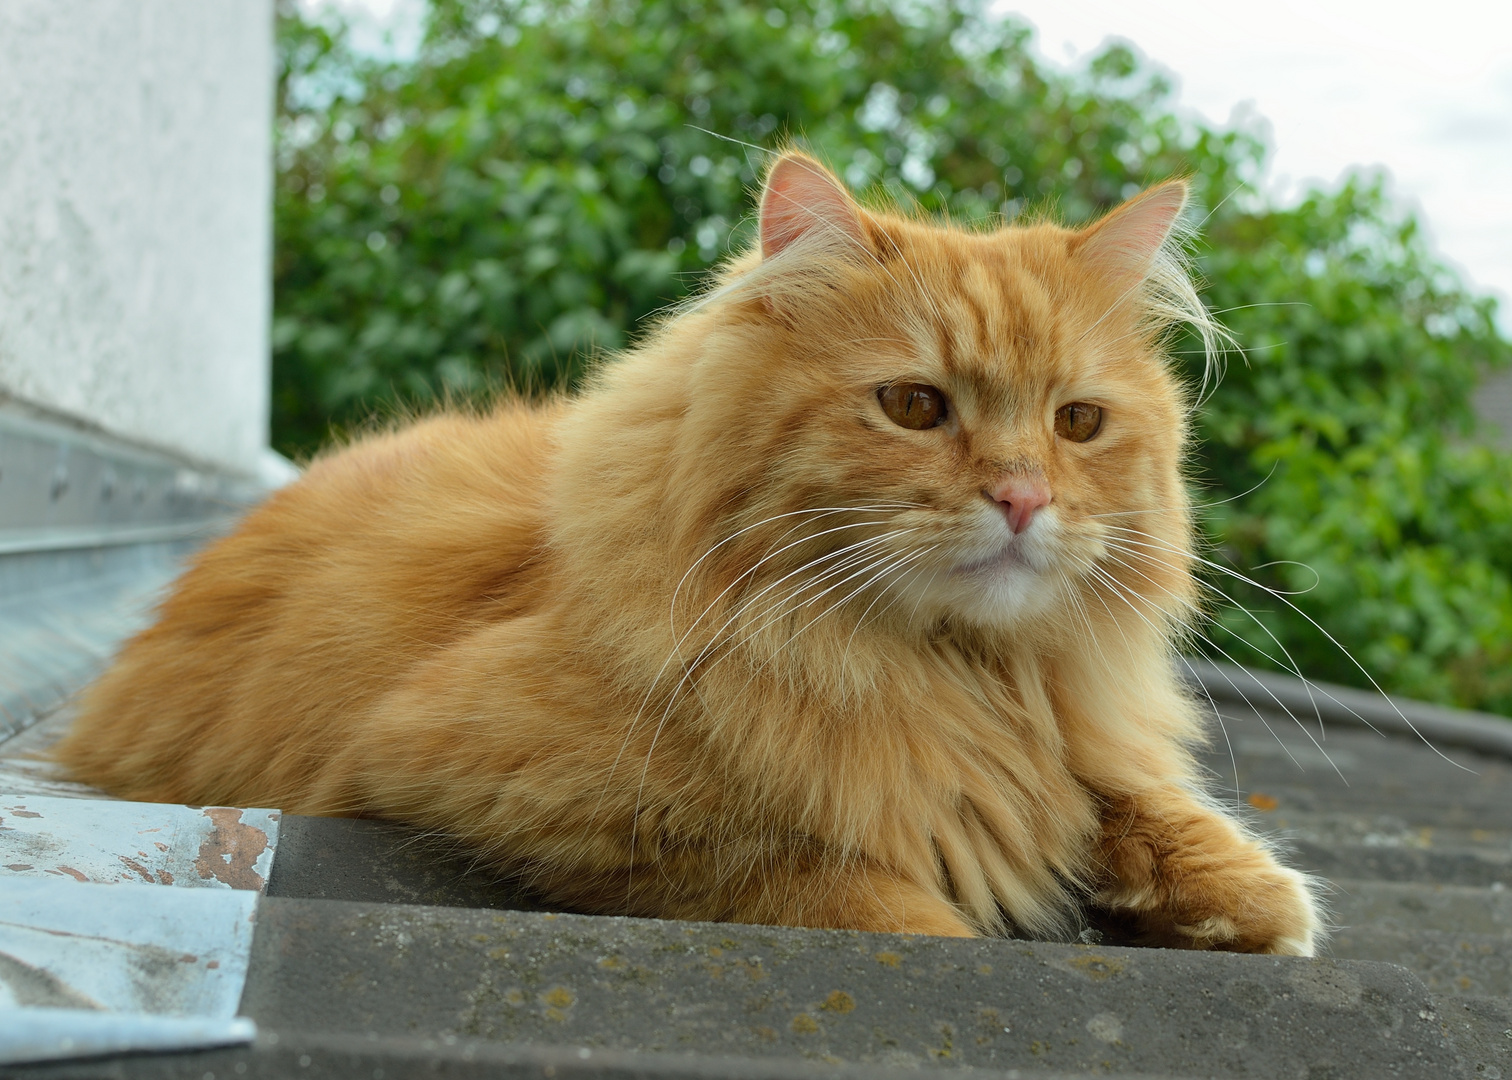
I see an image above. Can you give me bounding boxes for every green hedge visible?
[273,0,1512,715]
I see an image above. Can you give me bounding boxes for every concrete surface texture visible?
[0,0,273,475]
[235,899,1460,1078]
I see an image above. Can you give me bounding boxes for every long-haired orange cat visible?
[59,153,1321,953]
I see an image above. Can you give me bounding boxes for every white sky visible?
[335,0,1512,331]
[1001,0,1512,330]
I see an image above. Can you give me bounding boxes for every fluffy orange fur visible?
[58,153,1321,952]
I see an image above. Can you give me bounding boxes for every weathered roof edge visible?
[1187,658,1512,760]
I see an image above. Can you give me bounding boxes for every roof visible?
[1,536,1509,1078]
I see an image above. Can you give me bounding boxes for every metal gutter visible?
[0,405,263,540]
[0,551,189,741]
[0,406,270,740]
[0,519,237,556]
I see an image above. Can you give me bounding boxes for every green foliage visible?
[1194,182,1512,711]
[272,0,1512,715]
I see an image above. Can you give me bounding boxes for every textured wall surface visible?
[1479,370,1512,448]
[0,2,272,474]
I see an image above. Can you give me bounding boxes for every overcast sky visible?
[1003,0,1512,331]
[335,0,1511,332]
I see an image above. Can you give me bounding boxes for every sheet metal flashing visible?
[0,549,187,742]
[0,877,259,1064]
[0,1011,257,1067]
[0,794,280,892]
[0,406,255,552]
[0,402,264,739]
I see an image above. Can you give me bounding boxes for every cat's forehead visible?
[873,222,1123,402]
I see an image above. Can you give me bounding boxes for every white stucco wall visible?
[0,1,273,475]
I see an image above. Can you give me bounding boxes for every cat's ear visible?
[759,153,869,260]
[1072,180,1188,289]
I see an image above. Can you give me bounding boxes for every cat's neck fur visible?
[536,281,1199,937]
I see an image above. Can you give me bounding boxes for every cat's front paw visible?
[1094,790,1328,956]
[1101,857,1324,956]
[1245,863,1325,956]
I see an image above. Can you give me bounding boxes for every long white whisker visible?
[1095,544,1345,782]
[1196,177,1248,230]
[1081,559,1318,775]
[1099,524,1474,772]
[1068,548,1240,801]
[1086,461,1279,520]
[1179,650,1244,810]
[732,545,943,696]
[665,512,906,685]
[634,528,924,797]
[1102,537,1324,711]
[707,542,931,684]
[626,540,937,908]
[649,530,917,744]
[841,548,937,651]
[601,508,917,832]
[688,530,921,670]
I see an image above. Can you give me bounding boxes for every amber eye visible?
[878,383,947,430]
[1055,402,1103,442]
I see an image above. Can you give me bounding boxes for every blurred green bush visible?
[273,0,1512,715]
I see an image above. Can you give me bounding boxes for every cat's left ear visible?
[759,153,870,261]
[1071,180,1188,289]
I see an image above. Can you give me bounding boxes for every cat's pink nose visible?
[989,475,1052,534]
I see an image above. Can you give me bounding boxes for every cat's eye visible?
[879,383,947,430]
[1055,402,1103,442]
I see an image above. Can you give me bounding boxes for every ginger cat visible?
[59,153,1321,953]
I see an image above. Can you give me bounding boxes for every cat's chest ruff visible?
[707,644,1070,803]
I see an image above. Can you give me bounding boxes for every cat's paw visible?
[1104,859,1324,956]
[1094,791,1328,956]
[1238,863,1325,956]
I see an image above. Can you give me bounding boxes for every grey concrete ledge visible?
[6,1032,1174,1080]
[265,813,547,912]
[230,896,1462,1080]
[1187,659,1512,760]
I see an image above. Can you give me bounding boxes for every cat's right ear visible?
[759,153,869,261]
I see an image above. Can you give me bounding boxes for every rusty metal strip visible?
[0,794,280,891]
[0,876,259,1063]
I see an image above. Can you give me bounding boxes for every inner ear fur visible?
[1072,180,1189,290]
[759,152,872,261]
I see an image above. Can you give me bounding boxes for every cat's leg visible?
[735,858,976,937]
[1092,789,1323,955]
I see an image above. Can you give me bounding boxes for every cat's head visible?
[650,152,1216,648]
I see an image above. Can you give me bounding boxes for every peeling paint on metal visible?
[193,805,275,889]
[0,793,280,891]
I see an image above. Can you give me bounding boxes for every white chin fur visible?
[930,511,1066,628]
